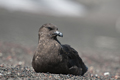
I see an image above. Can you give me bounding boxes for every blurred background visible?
[1,0,120,51]
[0,0,120,76]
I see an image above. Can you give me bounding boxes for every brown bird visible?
[32,23,88,76]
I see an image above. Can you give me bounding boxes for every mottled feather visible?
[32,23,88,75]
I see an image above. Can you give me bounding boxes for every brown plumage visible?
[32,23,88,76]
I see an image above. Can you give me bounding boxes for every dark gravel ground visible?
[0,42,120,80]
[1,3,120,79]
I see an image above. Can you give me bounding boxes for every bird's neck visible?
[38,38,62,53]
[38,37,61,45]
[54,38,61,45]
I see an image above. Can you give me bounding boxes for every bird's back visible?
[62,44,88,75]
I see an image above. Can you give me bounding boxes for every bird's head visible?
[38,23,63,40]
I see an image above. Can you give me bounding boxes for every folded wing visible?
[62,44,88,75]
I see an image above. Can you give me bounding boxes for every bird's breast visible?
[36,40,62,63]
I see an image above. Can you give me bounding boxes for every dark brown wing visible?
[62,44,88,76]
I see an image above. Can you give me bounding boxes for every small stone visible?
[104,72,110,76]
[7,72,11,74]
[49,76,52,78]
[18,61,24,65]
[66,79,71,80]
[0,64,4,67]
[95,74,98,77]
[91,74,93,77]
[115,75,120,79]
[0,73,3,76]
[115,73,120,79]
[17,73,20,76]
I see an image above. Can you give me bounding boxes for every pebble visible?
[18,61,24,65]
[0,73,3,76]
[95,74,98,77]
[104,72,110,76]
[7,72,11,74]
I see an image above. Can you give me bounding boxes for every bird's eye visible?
[47,27,53,30]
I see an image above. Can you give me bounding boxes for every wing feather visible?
[62,44,88,75]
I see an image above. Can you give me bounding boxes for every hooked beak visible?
[54,31,63,37]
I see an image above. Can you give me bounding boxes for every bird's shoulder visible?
[61,44,80,59]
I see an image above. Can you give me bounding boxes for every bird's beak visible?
[54,31,63,37]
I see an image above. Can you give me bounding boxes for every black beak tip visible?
[59,33,63,37]
[54,31,63,37]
